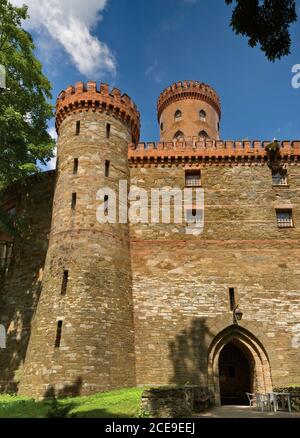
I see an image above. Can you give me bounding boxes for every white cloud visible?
[145,60,163,84]
[10,0,116,78]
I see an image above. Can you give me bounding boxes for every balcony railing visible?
[0,241,13,270]
[276,212,293,228]
[185,178,201,187]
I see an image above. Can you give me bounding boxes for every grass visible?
[0,387,145,418]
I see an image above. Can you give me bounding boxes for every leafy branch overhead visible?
[0,0,54,191]
[226,0,297,61]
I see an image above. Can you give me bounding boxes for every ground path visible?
[194,405,300,418]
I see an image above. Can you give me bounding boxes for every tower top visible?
[157,80,221,122]
[157,81,221,141]
[56,81,140,143]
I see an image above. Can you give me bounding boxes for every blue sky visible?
[18,0,300,143]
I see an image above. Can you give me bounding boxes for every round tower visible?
[19,82,140,398]
[157,80,221,141]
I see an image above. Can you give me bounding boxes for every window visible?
[61,270,69,295]
[160,122,164,131]
[199,130,209,139]
[185,170,201,187]
[229,288,236,311]
[73,158,78,175]
[199,110,206,122]
[104,195,109,216]
[276,209,293,228]
[272,169,287,186]
[106,123,111,139]
[0,241,13,269]
[174,131,185,140]
[71,193,77,210]
[105,160,110,177]
[76,121,80,136]
[175,110,182,120]
[55,321,63,348]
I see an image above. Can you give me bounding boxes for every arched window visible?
[174,131,184,140]
[174,110,182,120]
[199,130,209,139]
[199,110,206,121]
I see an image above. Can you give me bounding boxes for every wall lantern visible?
[234,306,243,324]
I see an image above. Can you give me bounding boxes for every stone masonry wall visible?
[130,163,300,389]
[0,173,55,392]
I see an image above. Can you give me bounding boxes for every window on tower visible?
[199,110,206,122]
[199,130,210,139]
[73,158,78,175]
[71,193,77,210]
[105,160,110,177]
[76,121,80,136]
[174,110,182,121]
[106,123,111,139]
[61,270,69,295]
[174,131,184,140]
[55,321,63,348]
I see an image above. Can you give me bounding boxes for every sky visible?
[11,0,300,158]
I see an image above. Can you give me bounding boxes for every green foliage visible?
[266,140,280,155]
[226,0,297,61]
[0,388,145,418]
[0,0,54,190]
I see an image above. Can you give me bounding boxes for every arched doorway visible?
[208,325,272,406]
[218,342,251,405]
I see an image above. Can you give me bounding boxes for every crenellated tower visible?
[157,80,221,141]
[19,82,140,398]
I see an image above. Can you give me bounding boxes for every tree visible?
[226,0,297,61]
[0,0,54,235]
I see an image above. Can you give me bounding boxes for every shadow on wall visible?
[0,179,54,394]
[168,317,213,389]
[0,269,43,394]
[43,377,83,399]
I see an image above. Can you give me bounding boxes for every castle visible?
[0,80,300,405]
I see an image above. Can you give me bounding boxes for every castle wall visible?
[0,173,54,392]
[18,110,137,398]
[130,162,300,389]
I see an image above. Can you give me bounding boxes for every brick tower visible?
[19,82,140,398]
[157,80,221,141]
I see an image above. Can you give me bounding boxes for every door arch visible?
[218,342,251,405]
[208,325,272,406]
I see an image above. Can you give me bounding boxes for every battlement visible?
[157,80,221,121]
[129,139,300,165]
[56,82,140,142]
